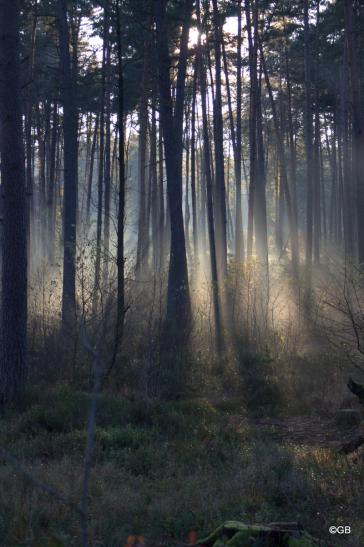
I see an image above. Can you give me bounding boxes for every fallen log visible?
[194,520,321,546]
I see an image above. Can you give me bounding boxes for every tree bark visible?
[259,40,299,272]
[344,0,364,264]
[108,0,125,377]
[103,27,112,284]
[154,0,192,356]
[190,54,199,260]
[47,101,58,263]
[212,0,228,280]
[245,0,257,260]
[198,0,223,354]
[304,0,313,294]
[313,0,321,264]
[235,0,244,263]
[86,114,99,228]
[93,3,109,311]
[0,0,28,405]
[57,0,78,330]
[135,34,150,276]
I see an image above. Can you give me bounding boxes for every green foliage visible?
[238,352,283,416]
[1,387,364,545]
[197,521,320,547]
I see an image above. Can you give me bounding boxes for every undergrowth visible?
[0,387,363,546]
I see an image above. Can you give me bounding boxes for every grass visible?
[0,386,363,546]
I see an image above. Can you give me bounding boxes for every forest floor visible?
[248,415,362,448]
[0,387,363,547]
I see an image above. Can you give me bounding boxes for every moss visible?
[197,522,270,546]
[225,529,259,545]
[196,524,225,545]
[288,534,319,547]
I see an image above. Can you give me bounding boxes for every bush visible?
[238,352,283,415]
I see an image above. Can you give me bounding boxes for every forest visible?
[1,0,364,545]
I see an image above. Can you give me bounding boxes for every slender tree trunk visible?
[245,0,257,260]
[135,37,150,276]
[345,0,364,264]
[255,72,268,266]
[57,0,78,329]
[252,3,268,269]
[304,0,313,292]
[340,62,353,257]
[212,0,227,280]
[93,4,109,311]
[25,109,33,260]
[259,40,299,271]
[25,0,38,266]
[108,0,125,376]
[150,90,159,270]
[320,139,327,242]
[35,102,47,254]
[155,0,192,364]
[313,0,321,264]
[103,29,112,283]
[222,11,244,263]
[184,115,192,264]
[190,55,199,260]
[158,122,165,269]
[198,0,223,354]
[86,114,99,227]
[284,28,298,225]
[327,114,338,242]
[235,0,244,263]
[47,101,58,263]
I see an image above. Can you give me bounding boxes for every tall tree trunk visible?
[154,0,192,363]
[327,113,338,242]
[190,54,199,260]
[313,0,321,264]
[304,0,313,293]
[245,0,257,260]
[212,0,227,280]
[86,114,99,228]
[135,37,150,276]
[198,0,223,353]
[25,109,33,263]
[103,28,112,284]
[47,102,58,263]
[283,26,298,226]
[344,0,364,264]
[259,40,299,272]
[184,114,192,264]
[0,0,28,405]
[93,4,109,311]
[222,8,244,264]
[158,122,165,269]
[108,0,125,376]
[252,3,268,268]
[340,62,353,257]
[235,0,244,263]
[25,0,38,266]
[255,62,268,267]
[150,89,159,270]
[35,102,47,254]
[57,0,78,329]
